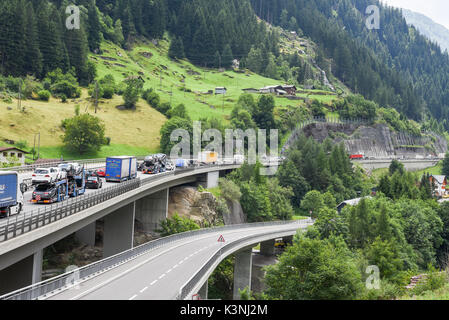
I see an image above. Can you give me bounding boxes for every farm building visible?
[215,87,227,95]
[430,175,447,197]
[0,147,29,166]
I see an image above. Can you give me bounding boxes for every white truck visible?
[198,151,219,165]
[0,172,24,218]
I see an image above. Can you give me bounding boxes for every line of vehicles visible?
[0,152,249,219]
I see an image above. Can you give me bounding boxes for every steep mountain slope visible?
[251,0,449,124]
[401,9,449,52]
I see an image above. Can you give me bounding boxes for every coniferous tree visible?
[24,2,43,76]
[222,44,233,69]
[87,0,102,52]
[168,36,185,60]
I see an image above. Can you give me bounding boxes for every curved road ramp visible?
[0,220,312,300]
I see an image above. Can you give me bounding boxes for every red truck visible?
[350,154,364,160]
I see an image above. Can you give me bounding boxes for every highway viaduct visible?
[0,165,233,296]
[355,159,441,171]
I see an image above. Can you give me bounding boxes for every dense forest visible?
[0,0,277,81]
[250,0,449,125]
[1,0,449,126]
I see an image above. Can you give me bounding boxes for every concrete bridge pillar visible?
[75,222,96,247]
[207,171,219,189]
[103,202,135,258]
[0,250,43,296]
[198,172,220,189]
[260,239,275,256]
[135,189,169,232]
[233,248,253,300]
[198,279,208,300]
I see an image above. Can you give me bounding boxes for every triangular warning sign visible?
[217,235,225,243]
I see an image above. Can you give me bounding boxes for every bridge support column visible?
[0,250,43,296]
[103,202,135,258]
[75,222,96,246]
[207,171,219,189]
[198,279,208,300]
[260,239,275,256]
[233,248,253,300]
[135,189,169,232]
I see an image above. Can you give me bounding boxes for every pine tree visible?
[443,153,449,177]
[24,2,42,76]
[213,51,221,69]
[222,44,233,69]
[168,36,185,60]
[65,20,89,85]
[37,4,69,76]
[87,0,102,52]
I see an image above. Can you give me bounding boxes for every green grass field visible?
[95,39,339,121]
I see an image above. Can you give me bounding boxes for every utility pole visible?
[33,132,40,161]
[94,81,99,114]
[18,80,22,111]
[37,132,40,160]
[170,85,173,107]
[33,134,36,161]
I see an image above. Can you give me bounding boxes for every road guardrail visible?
[0,220,310,300]
[0,164,241,242]
[174,219,312,300]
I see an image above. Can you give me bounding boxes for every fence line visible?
[0,165,235,243]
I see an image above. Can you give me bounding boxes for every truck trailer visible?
[105,156,137,182]
[0,172,24,218]
[198,151,218,165]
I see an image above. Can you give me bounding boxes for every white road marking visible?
[167,269,172,274]
[150,280,157,286]
[173,264,178,269]
[159,274,166,280]
[140,287,148,293]
[129,295,138,300]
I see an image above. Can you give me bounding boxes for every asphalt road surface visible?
[44,222,309,300]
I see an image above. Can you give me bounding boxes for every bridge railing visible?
[0,220,309,300]
[0,164,238,243]
[174,219,312,300]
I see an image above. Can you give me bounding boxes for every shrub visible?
[37,90,51,101]
[142,88,160,109]
[157,102,171,116]
[51,80,81,99]
[102,86,115,99]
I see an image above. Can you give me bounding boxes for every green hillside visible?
[0,34,339,160]
[94,37,338,120]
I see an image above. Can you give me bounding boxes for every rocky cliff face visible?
[168,186,247,226]
[168,186,221,226]
[303,123,447,158]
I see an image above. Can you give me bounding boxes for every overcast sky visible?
[382,0,449,29]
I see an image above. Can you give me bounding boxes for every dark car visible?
[32,183,64,204]
[86,175,103,189]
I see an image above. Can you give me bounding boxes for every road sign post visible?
[218,235,225,258]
